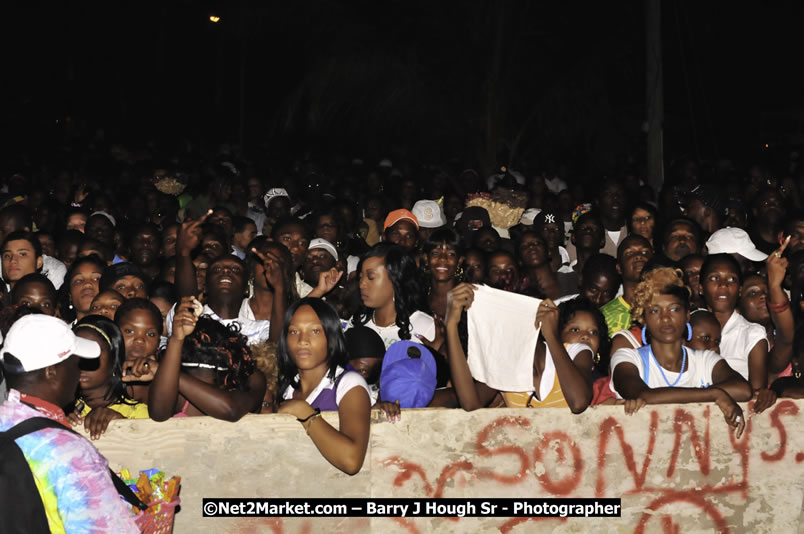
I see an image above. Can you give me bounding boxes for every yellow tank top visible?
[499,342,591,409]
[501,371,568,408]
[76,398,150,419]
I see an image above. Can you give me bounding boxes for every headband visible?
[181,362,228,371]
[74,324,111,350]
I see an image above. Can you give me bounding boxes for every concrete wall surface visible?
[92,401,804,533]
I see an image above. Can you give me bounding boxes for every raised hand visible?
[445,283,477,327]
[767,235,790,289]
[122,357,159,382]
[251,247,287,292]
[74,182,90,204]
[172,296,200,340]
[535,298,560,339]
[314,267,343,296]
[177,209,212,255]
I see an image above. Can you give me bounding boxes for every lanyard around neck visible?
[649,345,687,387]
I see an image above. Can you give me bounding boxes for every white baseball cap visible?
[411,200,445,229]
[519,208,542,226]
[263,188,290,208]
[705,227,768,262]
[91,210,116,227]
[2,315,100,373]
[308,238,338,261]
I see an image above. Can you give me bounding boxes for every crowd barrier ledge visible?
[91,401,804,533]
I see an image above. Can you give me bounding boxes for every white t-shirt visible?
[42,255,67,289]
[347,255,360,276]
[557,246,574,273]
[719,311,768,380]
[533,342,592,401]
[237,297,273,331]
[554,293,578,305]
[606,230,622,246]
[295,272,313,298]
[609,346,724,399]
[281,366,370,407]
[165,302,271,345]
[357,310,436,350]
[246,205,266,236]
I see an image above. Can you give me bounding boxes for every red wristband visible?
[768,299,790,313]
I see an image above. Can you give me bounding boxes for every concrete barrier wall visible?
[92,401,804,533]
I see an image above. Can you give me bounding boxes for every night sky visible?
[3,2,803,174]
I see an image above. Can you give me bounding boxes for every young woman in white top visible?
[276,298,371,475]
[611,272,751,437]
[352,243,439,351]
[699,253,775,413]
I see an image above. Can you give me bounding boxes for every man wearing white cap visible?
[412,199,445,242]
[303,238,344,299]
[705,227,768,274]
[262,188,292,236]
[0,315,139,533]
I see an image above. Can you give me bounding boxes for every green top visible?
[600,296,632,338]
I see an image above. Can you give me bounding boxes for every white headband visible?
[181,362,227,371]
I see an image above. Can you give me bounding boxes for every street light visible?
[209,15,221,23]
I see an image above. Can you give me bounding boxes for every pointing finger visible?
[776,235,791,256]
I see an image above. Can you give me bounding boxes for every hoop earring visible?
[641,326,648,345]
[686,322,693,341]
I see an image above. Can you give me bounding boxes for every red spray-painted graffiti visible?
[761,400,799,462]
[531,431,583,495]
[378,400,802,533]
[595,410,658,495]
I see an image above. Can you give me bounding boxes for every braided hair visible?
[181,316,255,391]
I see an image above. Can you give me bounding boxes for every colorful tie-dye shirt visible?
[0,389,139,534]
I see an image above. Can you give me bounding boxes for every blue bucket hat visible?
[379,341,437,408]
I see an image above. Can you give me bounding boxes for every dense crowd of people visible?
[0,148,802,530]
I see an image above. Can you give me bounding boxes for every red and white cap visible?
[2,315,100,373]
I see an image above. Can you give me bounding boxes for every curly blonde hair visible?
[250,340,279,403]
[630,267,689,322]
